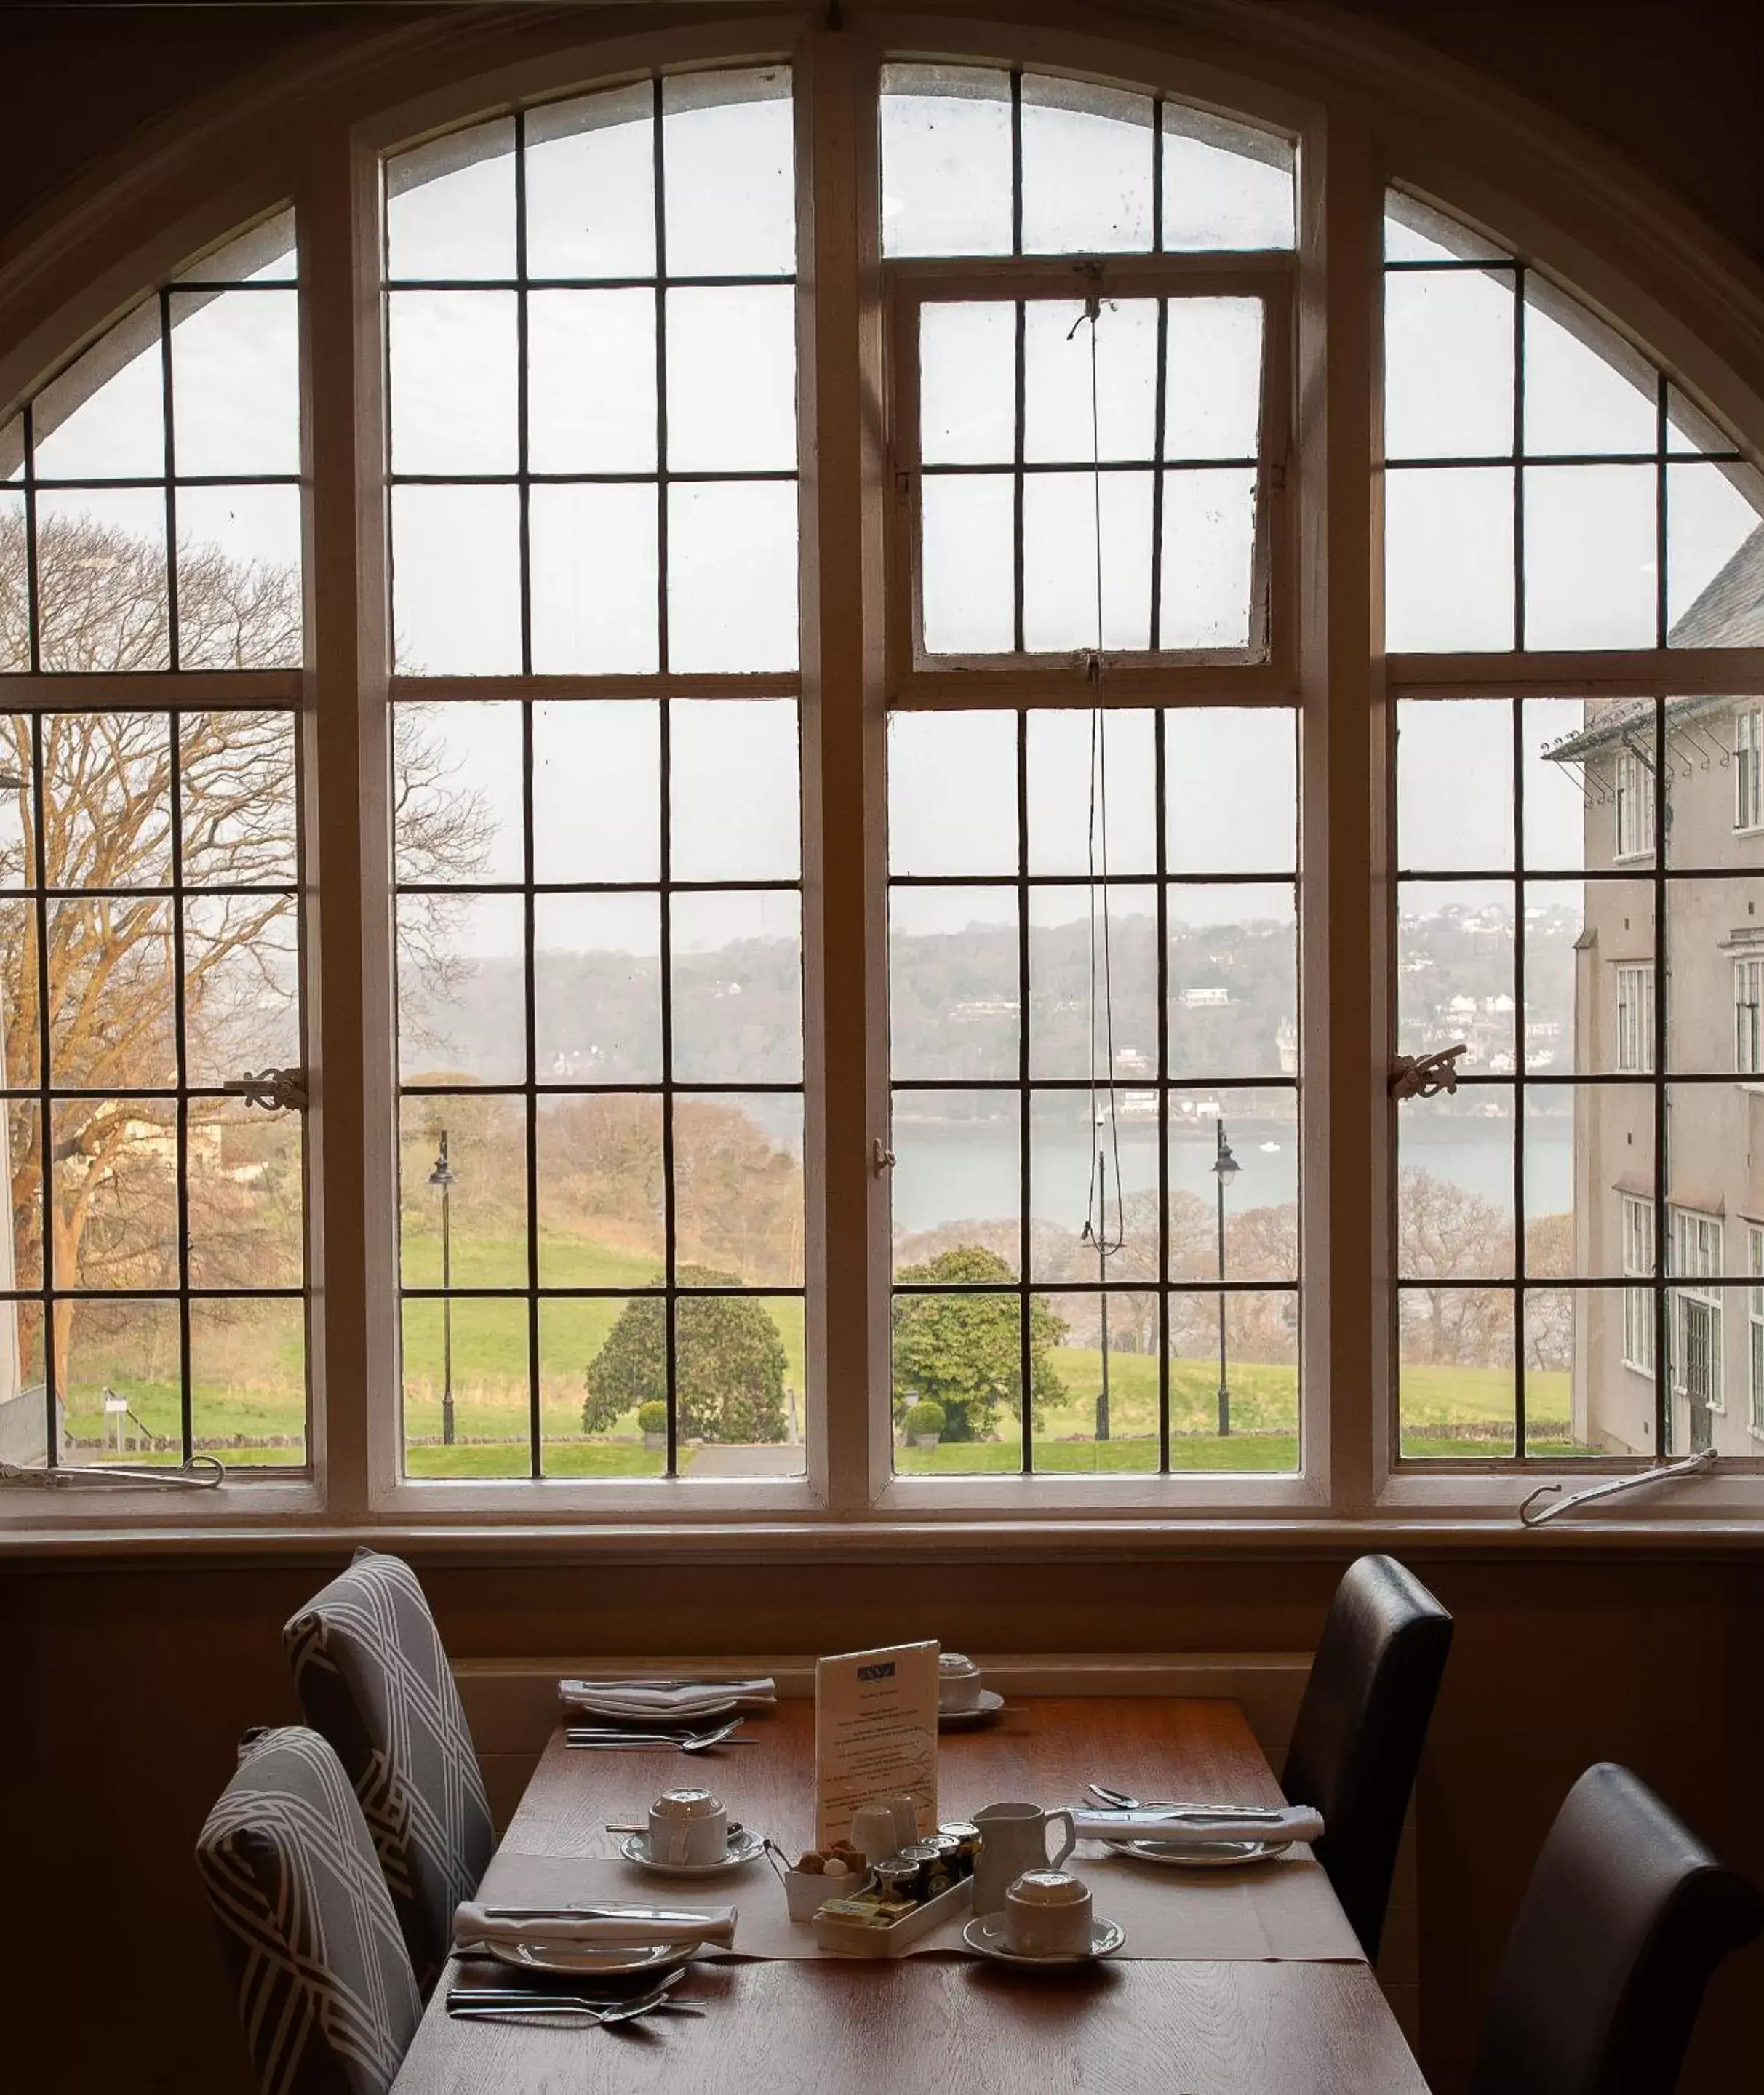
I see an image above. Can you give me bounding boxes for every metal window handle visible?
[872,1138,895,1175]
[1519,1448,1716,1527]
[222,1066,308,1112]
[1389,1043,1467,1101]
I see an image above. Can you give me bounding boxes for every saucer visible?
[484,1938,694,1977]
[620,1826,768,1876]
[962,1914,1125,1966]
[938,1688,1005,1730]
[1101,1834,1294,1869]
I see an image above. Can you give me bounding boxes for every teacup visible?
[938,1651,984,1712]
[1002,1869,1093,1958]
[648,1787,727,1867]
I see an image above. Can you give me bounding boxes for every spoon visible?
[1086,1782,1286,1821]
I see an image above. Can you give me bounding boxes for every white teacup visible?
[648,1787,727,1867]
[938,1651,984,1712]
[1002,1869,1093,1958]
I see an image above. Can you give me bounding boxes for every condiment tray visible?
[812,1872,974,1957]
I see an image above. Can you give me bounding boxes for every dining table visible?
[391,1694,1432,2093]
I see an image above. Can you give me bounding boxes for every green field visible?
[49,1226,1588,1473]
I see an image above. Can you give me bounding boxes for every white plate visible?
[938,1688,1005,1729]
[962,1914,1125,1966]
[619,1827,768,1876]
[484,1938,695,1977]
[1101,1834,1294,1868]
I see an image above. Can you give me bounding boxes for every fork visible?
[1086,1782,1286,1820]
[566,1720,752,1752]
[446,1978,700,2025]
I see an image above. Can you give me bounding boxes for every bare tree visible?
[0,508,486,1389]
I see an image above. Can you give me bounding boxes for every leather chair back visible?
[1282,1552,1453,1959]
[1470,1761,1764,2095]
[196,1726,421,2095]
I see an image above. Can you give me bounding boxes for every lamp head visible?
[427,1129,455,1189]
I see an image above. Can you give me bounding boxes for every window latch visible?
[1389,1043,1466,1101]
[872,1138,895,1175]
[223,1065,308,1113]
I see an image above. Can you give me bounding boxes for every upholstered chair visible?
[284,1547,493,1992]
[1281,1552,1454,1960]
[196,1725,421,2095]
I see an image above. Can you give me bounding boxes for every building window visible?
[1737,706,1764,831]
[1621,1197,1655,1375]
[1669,1208,1723,1426]
[1738,959,1764,1074]
[1613,747,1656,859]
[1616,964,1655,1074]
[1749,1226,1764,1434]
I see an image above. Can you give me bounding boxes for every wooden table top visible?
[391,1696,1431,2094]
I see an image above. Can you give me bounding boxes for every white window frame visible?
[1669,1208,1724,1415]
[1616,963,1655,1074]
[1749,1226,1764,1437]
[1737,959,1764,1074]
[1737,706,1764,831]
[1621,1196,1654,1376]
[1613,746,1656,861]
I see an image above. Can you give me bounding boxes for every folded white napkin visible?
[1072,1803,1325,1845]
[453,1900,738,1955]
[558,1677,777,1721]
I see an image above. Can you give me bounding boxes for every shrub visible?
[903,1399,946,1440]
[636,1400,669,1437]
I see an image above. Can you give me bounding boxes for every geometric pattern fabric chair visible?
[284,1548,493,1995]
[194,1725,422,2095]
[1281,1552,1454,1961]
[1469,1761,1764,2095]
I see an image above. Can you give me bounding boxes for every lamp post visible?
[1093,1114,1112,1442]
[1211,1119,1240,1437]
[428,1131,456,1447]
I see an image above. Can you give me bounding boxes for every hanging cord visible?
[1075,291,1125,1261]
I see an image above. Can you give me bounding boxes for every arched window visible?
[7,14,1764,1528]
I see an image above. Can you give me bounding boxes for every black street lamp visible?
[428,1130,456,1447]
[1211,1119,1240,1437]
[1093,1115,1112,1443]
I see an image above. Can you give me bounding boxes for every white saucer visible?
[962,1914,1125,1966]
[484,1938,694,1977]
[1102,1834,1294,1868]
[620,1826,768,1876]
[939,1688,1005,1729]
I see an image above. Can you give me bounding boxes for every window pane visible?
[402,1295,529,1478]
[920,302,1015,466]
[388,290,518,474]
[399,1093,528,1288]
[1029,1088,1160,1282]
[1385,467,1514,652]
[553,1296,665,1474]
[1019,75,1153,255]
[184,894,301,1086]
[880,64,1013,259]
[1667,877,1764,1073]
[888,710,1018,877]
[661,70,794,277]
[397,890,525,1084]
[51,1099,179,1288]
[1667,461,1764,643]
[532,699,660,885]
[176,485,303,669]
[1397,698,1514,871]
[1029,882,1157,1081]
[675,1293,805,1468]
[922,474,1014,653]
[44,709,172,889]
[391,484,521,674]
[892,1090,1020,1277]
[527,290,655,471]
[1023,469,1152,652]
[1399,1090,1515,1276]
[669,890,802,1083]
[1163,299,1264,460]
[532,892,660,1083]
[1161,108,1294,252]
[36,490,171,671]
[1522,464,1656,649]
[1522,877,1653,1074]
[33,309,164,480]
[169,288,300,476]
[1522,289,1656,457]
[1169,1093,1299,1280]
[65,1298,183,1464]
[1395,882,1516,1076]
[666,285,796,471]
[892,1288,1025,1473]
[0,492,26,671]
[1384,269,1514,460]
[190,1296,306,1467]
[49,899,176,1089]
[386,120,516,280]
[1521,1288,1604,1458]
[1528,1085,1655,1278]
[890,886,1018,1082]
[1168,885,1297,1081]
[535,1093,663,1283]
[1165,706,1296,875]
[669,698,800,881]
[393,700,523,887]
[1158,468,1256,648]
[525,85,656,279]
[1024,300,1156,463]
[666,480,797,671]
[185,1098,303,1288]
[1400,1287,1515,1457]
[675,1092,803,1284]
[529,484,659,674]
[1031,1290,1159,1472]
[1027,708,1157,875]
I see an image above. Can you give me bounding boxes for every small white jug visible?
[971,1800,1077,1915]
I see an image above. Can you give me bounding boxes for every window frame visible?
[1621,1193,1655,1376]
[12,7,1764,1541]
[1736,957,1764,1075]
[1736,704,1763,834]
[1616,961,1655,1075]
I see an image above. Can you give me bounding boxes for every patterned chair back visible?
[284,1548,494,1993]
[195,1725,422,2095]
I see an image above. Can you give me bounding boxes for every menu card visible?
[813,1640,939,1849]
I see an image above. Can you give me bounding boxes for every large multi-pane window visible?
[0,216,307,1473]
[386,76,805,1480]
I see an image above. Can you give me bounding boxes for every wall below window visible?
[4,1544,1761,2094]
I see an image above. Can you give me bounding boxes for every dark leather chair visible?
[1469,1761,1764,2095]
[1281,1553,1453,1959]
[196,1725,421,2095]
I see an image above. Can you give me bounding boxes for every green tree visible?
[891,1245,1067,1441]
[582,1266,789,1443]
